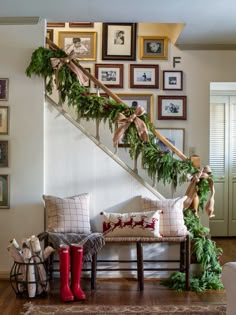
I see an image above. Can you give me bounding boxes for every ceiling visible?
[1,0,236,50]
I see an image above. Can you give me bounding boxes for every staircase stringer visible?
[46,94,165,200]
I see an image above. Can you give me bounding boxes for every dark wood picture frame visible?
[95,64,124,88]
[130,64,159,89]
[47,22,65,27]
[69,22,94,27]
[0,174,9,209]
[158,96,187,120]
[163,70,183,91]
[0,79,9,101]
[102,23,137,60]
[0,141,8,167]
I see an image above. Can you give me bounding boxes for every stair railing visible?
[46,38,188,163]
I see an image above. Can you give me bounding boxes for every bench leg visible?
[180,241,185,272]
[91,253,97,290]
[136,242,144,291]
[185,235,191,290]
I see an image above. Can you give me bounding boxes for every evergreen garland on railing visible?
[25,46,223,291]
[26,46,201,192]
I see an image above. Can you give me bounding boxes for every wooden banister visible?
[46,37,192,163]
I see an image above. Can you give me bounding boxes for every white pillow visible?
[141,196,188,237]
[43,194,91,233]
[101,210,161,237]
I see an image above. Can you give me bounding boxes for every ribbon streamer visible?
[113,106,149,146]
[184,165,215,217]
[50,51,88,88]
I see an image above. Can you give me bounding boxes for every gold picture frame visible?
[58,31,97,61]
[117,93,154,122]
[139,36,168,60]
[0,106,9,134]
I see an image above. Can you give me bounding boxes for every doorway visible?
[210,83,236,236]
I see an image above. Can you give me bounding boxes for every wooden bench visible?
[93,234,191,291]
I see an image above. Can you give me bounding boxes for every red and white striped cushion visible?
[43,194,91,233]
[141,196,188,237]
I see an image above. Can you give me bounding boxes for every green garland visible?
[161,209,223,291]
[25,47,223,291]
[26,46,204,193]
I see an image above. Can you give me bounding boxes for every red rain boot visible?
[59,245,74,302]
[71,244,86,300]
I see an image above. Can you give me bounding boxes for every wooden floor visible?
[1,237,235,315]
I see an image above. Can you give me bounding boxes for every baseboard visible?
[0,271,10,280]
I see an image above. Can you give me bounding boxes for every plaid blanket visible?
[38,231,105,262]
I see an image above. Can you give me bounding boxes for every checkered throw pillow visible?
[43,194,91,233]
[141,196,188,237]
[101,210,161,237]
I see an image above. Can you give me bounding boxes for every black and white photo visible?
[139,36,168,60]
[130,64,159,89]
[163,71,183,90]
[158,96,187,120]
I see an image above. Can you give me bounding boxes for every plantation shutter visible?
[209,102,226,177]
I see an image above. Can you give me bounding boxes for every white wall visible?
[0,21,45,275]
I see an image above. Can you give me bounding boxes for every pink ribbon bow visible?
[184,165,215,217]
[113,106,149,145]
[50,51,88,88]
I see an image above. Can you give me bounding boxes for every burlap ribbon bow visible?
[113,106,149,146]
[184,165,215,217]
[50,51,88,88]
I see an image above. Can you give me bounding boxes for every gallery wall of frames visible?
[46,21,187,168]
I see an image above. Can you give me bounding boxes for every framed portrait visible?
[117,93,154,122]
[47,22,65,27]
[0,107,9,134]
[69,22,94,27]
[139,36,168,60]
[95,64,123,88]
[163,71,183,90]
[0,175,9,209]
[0,141,8,167]
[0,79,9,101]
[130,64,159,89]
[102,23,137,60]
[158,96,187,120]
[155,128,185,154]
[58,31,97,60]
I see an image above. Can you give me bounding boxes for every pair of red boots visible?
[59,244,86,302]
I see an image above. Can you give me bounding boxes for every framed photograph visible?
[117,93,154,122]
[0,107,9,134]
[163,71,183,90]
[69,22,94,27]
[102,23,137,60]
[58,31,97,60]
[158,96,187,120]
[0,141,8,167]
[0,79,9,101]
[139,36,168,60]
[95,64,123,88]
[47,22,65,27]
[0,174,9,208]
[130,64,159,89]
[155,128,185,154]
